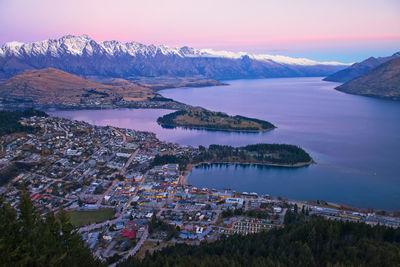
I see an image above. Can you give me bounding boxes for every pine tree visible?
[0,195,101,266]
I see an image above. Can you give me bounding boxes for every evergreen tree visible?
[0,194,101,266]
[119,213,400,267]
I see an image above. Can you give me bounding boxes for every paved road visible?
[123,149,139,171]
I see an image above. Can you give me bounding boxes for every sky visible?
[0,0,399,63]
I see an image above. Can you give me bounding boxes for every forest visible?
[3,194,400,266]
[118,211,400,267]
[0,109,47,136]
[0,194,100,266]
[194,144,312,166]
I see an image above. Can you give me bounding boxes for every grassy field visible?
[67,208,115,227]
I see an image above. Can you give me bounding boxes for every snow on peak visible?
[4,41,24,49]
[1,41,25,57]
[58,34,93,55]
[0,35,349,66]
[0,35,95,57]
[197,48,349,66]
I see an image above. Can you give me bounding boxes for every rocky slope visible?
[0,35,348,80]
[335,57,400,100]
[324,52,400,83]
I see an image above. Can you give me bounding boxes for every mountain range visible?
[324,52,400,83]
[0,35,348,81]
[335,57,400,100]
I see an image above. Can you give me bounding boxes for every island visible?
[153,143,314,168]
[157,108,276,132]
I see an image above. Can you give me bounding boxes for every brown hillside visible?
[0,68,155,105]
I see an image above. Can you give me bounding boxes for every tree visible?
[0,194,101,266]
[118,215,400,267]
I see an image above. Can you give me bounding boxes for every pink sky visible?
[1,0,399,62]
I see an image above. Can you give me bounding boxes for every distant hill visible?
[324,52,400,83]
[0,68,157,107]
[335,57,400,100]
[0,35,348,80]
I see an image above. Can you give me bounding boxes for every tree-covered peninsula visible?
[200,144,313,166]
[153,143,313,169]
[157,109,275,132]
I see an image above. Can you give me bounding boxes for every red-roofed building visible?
[122,227,136,239]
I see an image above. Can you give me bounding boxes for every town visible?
[1,114,399,265]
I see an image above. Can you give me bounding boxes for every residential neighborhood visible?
[1,114,400,264]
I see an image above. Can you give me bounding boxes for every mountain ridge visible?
[335,57,400,100]
[0,35,348,80]
[324,52,400,83]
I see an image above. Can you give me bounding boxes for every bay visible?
[49,77,400,210]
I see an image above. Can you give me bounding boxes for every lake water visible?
[49,77,400,210]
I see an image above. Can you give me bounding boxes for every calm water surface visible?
[49,77,400,210]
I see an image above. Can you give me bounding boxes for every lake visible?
[49,77,400,210]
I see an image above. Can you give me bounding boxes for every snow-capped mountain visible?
[0,35,348,80]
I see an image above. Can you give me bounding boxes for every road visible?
[110,226,149,267]
[123,149,139,172]
[115,170,145,218]
[96,180,118,206]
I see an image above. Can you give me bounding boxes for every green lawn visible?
[67,208,115,226]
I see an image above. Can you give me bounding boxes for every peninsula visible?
[157,109,276,132]
[153,143,313,168]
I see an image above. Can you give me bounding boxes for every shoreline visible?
[190,160,314,169]
[0,100,191,112]
[180,159,314,188]
[182,161,374,212]
[158,123,276,133]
